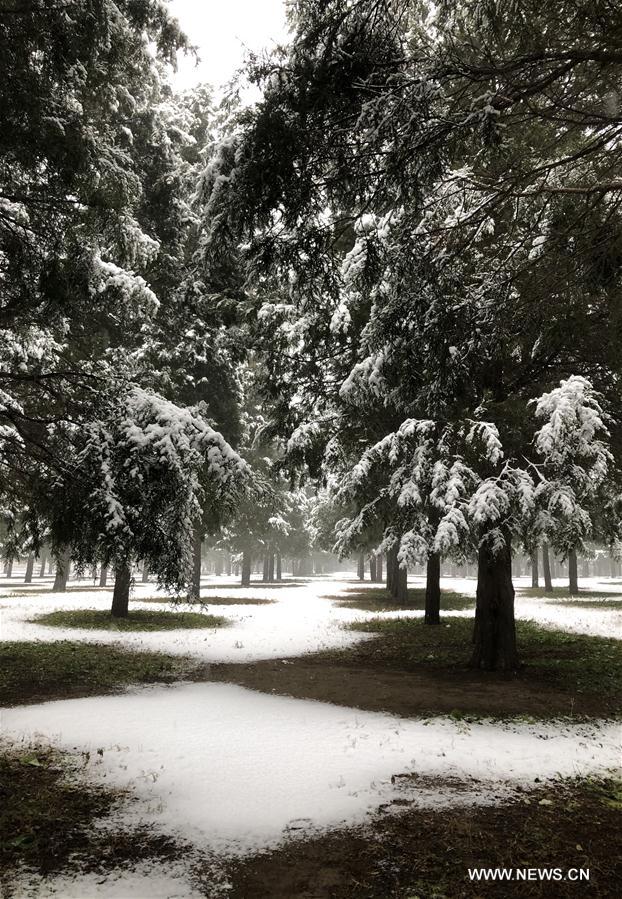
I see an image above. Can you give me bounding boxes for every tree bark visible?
[530,551,539,588]
[5,558,13,577]
[38,549,48,578]
[395,563,408,603]
[470,537,519,671]
[241,550,252,586]
[375,553,383,583]
[52,547,71,592]
[111,561,131,618]
[568,548,579,595]
[262,554,270,582]
[276,551,282,581]
[188,528,202,601]
[141,561,149,583]
[268,552,275,582]
[24,554,35,584]
[369,556,377,582]
[357,552,365,581]
[542,543,553,592]
[424,552,441,625]
[225,552,232,577]
[99,566,108,587]
[386,545,397,595]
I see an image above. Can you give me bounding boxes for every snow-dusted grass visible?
[30,608,229,631]
[3,682,619,860]
[2,572,620,896]
[2,574,619,671]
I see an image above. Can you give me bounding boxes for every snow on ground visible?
[10,860,207,899]
[2,572,620,896]
[0,576,370,662]
[1,574,620,665]
[3,682,619,859]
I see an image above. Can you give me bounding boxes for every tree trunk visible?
[386,545,397,595]
[38,550,48,578]
[424,552,441,625]
[225,552,232,576]
[215,553,223,577]
[470,537,519,671]
[568,548,579,595]
[376,553,383,583]
[268,552,275,582]
[542,543,553,592]
[99,566,108,587]
[141,561,149,583]
[52,548,71,592]
[276,551,282,581]
[530,550,539,588]
[24,554,35,584]
[188,528,202,601]
[111,561,131,618]
[241,550,252,586]
[357,552,365,581]
[369,556,377,582]
[5,558,13,577]
[262,554,270,582]
[395,563,408,603]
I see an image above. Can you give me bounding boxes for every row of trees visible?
[2,2,621,665]
[198,0,622,668]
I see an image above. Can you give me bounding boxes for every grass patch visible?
[519,586,622,601]
[139,594,275,606]
[331,586,474,613]
[0,641,199,705]
[225,776,622,898]
[0,746,187,887]
[31,608,229,631]
[345,616,622,704]
[547,598,622,610]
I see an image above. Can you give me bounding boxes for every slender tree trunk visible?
[262,554,270,582]
[386,545,397,595]
[52,548,71,592]
[224,552,231,576]
[268,552,275,582]
[99,566,108,587]
[470,537,519,671]
[369,556,377,582]
[276,551,282,581]
[568,548,579,595]
[241,550,252,586]
[24,554,35,584]
[111,561,131,618]
[376,553,383,583]
[141,561,149,583]
[188,528,202,601]
[395,562,408,603]
[38,549,48,578]
[424,552,441,625]
[215,553,223,577]
[542,543,553,592]
[530,550,539,588]
[5,558,13,577]
[357,552,365,581]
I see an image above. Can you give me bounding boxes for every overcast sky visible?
[168,0,289,91]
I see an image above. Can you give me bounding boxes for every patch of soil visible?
[224,778,622,898]
[207,658,600,718]
[140,595,275,606]
[0,746,189,896]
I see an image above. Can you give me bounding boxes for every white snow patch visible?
[3,683,619,858]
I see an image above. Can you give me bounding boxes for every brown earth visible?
[206,658,604,718]
[223,778,622,898]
